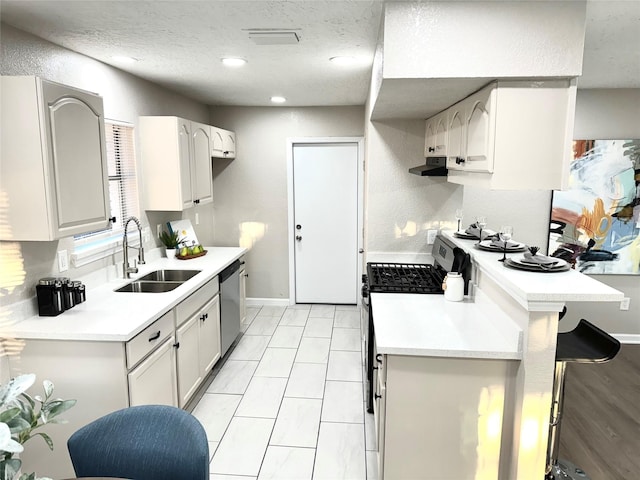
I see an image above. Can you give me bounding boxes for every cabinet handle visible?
[194,199,200,204]
[372,366,378,370]
[148,331,161,342]
[240,261,246,265]
[108,216,117,224]
[375,393,382,399]
[376,354,382,363]
[173,342,180,349]
[455,157,466,165]
[428,147,435,152]
[244,273,249,278]
[201,313,208,321]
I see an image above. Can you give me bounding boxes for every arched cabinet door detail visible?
[1,76,111,241]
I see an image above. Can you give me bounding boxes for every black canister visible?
[36,277,64,316]
[59,277,75,310]
[72,281,86,304]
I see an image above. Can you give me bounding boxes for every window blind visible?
[72,120,141,265]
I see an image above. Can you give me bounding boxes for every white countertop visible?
[2,247,246,342]
[441,230,624,311]
[372,289,522,360]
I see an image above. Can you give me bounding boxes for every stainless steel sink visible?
[137,269,201,282]
[115,280,184,293]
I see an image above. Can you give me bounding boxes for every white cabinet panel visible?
[446,108,465,169]
[199,295,221,373]
[176,314,203,407]
[128,336,178,407]
[1,76,111,240]
[239,262,247,325]
[140,116,213,210]
[211,126,236,159]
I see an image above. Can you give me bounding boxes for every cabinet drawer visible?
[126,311,175,369]
[176,277,219,325]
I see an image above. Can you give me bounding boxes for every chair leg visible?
[545,361,567,478]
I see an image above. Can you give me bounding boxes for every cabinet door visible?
[191,121,213,205]
[375,377,386,478]
[434,113,448,156]
[210,126,225,158]
[199,294,221,373]
[424,119,437,156]
[446,108,465,170]
[128,336,178,407]
[465,86,494,172]
[176,314,203,407]
[177,119,194,209]
[222,129,236,158]
[42,81,110,237]
[239,268,247,325]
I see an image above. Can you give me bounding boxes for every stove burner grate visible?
[367,263,445,294]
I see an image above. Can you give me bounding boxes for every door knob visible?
[296,235,302,241]
[296,224,302,230]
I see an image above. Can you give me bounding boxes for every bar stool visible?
[545,318,621,480]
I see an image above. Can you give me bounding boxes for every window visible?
[72,120,141,266]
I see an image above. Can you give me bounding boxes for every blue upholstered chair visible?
[67,405,209,480]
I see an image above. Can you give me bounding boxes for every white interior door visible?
[293,143,358,304]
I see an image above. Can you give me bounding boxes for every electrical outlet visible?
[620,297,630,311]
[157,224,162,238]
[57,250,69,272]
[427,229,438,245]
[195,213,200,225]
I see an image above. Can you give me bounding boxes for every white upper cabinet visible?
[436,80,576,190]
[1,76,111,241]
[140,116,213,211]
[211,126,236,159]
[191,121,213,205]
[424,111,448,157]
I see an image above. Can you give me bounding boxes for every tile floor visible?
[192,304,378,480]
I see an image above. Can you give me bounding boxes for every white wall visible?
[365,119,463,255]
[0,24,212,316]
[208,106,365,301]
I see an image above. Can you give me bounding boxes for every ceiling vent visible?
[248,30,300,45]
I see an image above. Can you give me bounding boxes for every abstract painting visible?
[548,139,640,274]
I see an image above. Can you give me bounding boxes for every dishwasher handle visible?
[220,260,241,282]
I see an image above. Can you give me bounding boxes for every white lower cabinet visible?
[10,276,223,479]
[175,277,221,407]
[128,335,178,407]
[374,349,513,480]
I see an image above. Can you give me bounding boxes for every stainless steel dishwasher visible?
[219,260,241,356]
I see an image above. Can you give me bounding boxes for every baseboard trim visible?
[247,297,291,307]
[613,334,640,344]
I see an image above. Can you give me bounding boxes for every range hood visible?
[408,156,447,176]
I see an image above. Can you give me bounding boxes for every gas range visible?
[366,262,446,295]
[362,235,472,413]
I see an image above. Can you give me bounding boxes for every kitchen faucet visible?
[123,216,146,278]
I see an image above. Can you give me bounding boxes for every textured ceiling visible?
[0,0,638,109]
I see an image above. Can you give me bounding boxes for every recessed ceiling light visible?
[330,56,356,66]
[112,55,138,64]
[270,96,286,104]
[221,57,247,67]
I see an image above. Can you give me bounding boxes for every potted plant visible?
[159,229,184,258]
[0,374,76,480]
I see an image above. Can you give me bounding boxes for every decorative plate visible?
[504,256,570,272]
[475,240,527,252]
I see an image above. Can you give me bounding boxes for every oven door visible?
[361,282,374,414]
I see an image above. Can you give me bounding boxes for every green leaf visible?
[19,392,35,410]
[1,457,22,478]
[32,432,54,451]
[42,380,53,400]
[7,416,31,434]
[0,408,20,424]
[0,374,35,405]
[46,400,76,420]
[18,473,36,480]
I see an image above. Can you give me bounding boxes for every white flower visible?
[0,422,23,453]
